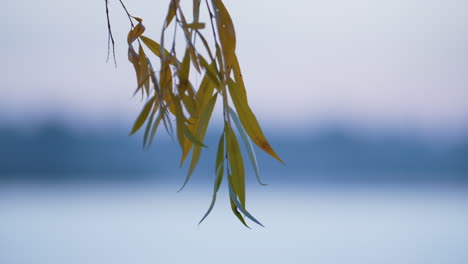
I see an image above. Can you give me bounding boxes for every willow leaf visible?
[148,111,164,147]
[178,93,218,192]
[227,79,284,164]
[226,124,245,209]
[198,56,220,88]
[185,22,205,30]
[183,125,207,148]
[127,17,145,44]
[180,72,217,166]
[164,0,178,28]
[140,36,178,65]
[230,193,249,228]
[228,106,266,186]
[138,45,150,96]
[232,54,248,101]
[193,0,202,23]
[228,178,264,227]
[199,133,225,225]
[143,108,155,148]
[130,96,155,135]
[211,0,236,73]
[195,31,215,62]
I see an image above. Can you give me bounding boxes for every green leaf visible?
[199,133,225,225]
[230,192,249,228]
[227,79,284,164]
[148,111,164,147]
[143,108,155,148]
[226,124,245,209]
[130,96,155,135]
[183,125,207,148]
[229,106,266,186]
[228,179,264,227]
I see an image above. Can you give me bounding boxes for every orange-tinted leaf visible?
[127,17,145,44]
[227,79,284,164]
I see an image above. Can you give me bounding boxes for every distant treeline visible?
[0,123,467,183]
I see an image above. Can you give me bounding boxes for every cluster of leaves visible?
[105,0,282,227]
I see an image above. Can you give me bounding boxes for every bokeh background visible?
[1,0,467,263]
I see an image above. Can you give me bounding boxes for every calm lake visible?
[1,180,467,264]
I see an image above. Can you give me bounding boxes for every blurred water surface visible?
[1,179,467,264]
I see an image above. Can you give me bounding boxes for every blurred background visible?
[1,0,467,263]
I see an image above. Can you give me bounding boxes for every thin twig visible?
[105,0,117,66]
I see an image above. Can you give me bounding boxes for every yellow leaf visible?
[226,124,245,209]
[212,0,236,73]
[130,96,155,135]
[179,93,218,191]
[227,79,284,164]
[128,45,141,95]
[231,53,248,101]
[174,97,186,151]
[159,59,176,114]
[127,18,145,44]
[198,56,220,89]
[228,176,249,228]
[164,0,179,28]
[185,22,205,30]
[140,36,178,65]
[193,0,202,23]
[138,45,150,96]
[179,72,217,166]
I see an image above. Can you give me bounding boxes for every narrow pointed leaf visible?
[227,79,284,164]
[138,45,150,96]
[140,36,178,65]
[148,111,164,147]
[130,96,155,135]
[185,22,205,30]
[228,179,264,227]
[143,109,155,148]
[230,194,249,228]
[199,133,225,225]
[226,124,245,209]
[193,0,202,23]
[164,0,178,28]
[178,93,218,192]
[229,106,266,186]
[180,73,217,166]
[211,0,236,73]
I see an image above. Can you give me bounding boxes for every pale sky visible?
[1,0,467,134]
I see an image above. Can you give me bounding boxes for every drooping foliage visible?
[105,0,283,227]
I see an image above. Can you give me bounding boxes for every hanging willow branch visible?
[105,0,283,227]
